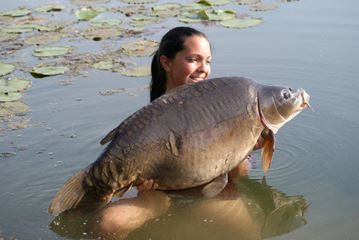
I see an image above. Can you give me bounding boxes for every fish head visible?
[258,85,311,134]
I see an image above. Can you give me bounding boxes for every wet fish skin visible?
[49,77,309,216]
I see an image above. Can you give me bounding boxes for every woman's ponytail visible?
[150,51,166,102]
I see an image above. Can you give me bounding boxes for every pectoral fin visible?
[201,173,228,198]
[261,130,275,173]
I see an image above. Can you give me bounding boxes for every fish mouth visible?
[299,90,314,111]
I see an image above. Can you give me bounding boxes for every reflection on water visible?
[50,177,308,240]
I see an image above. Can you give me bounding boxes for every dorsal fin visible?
[100,126,120,145]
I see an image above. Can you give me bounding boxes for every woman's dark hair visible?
[150,27,209,102]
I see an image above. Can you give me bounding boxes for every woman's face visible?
[161,35,212,91]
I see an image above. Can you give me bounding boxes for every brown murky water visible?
[0,0,358,239]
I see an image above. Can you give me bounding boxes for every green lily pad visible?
[33,46,71,57]
[197,0,230,6]
[0,77,31,93]
[0,62,15,76]
[220,18,263,29]
[0,92,22,102]
[0,102,30,118]
[116,65,150,77]
[121,39,159,57]
[1,24,38,34]
[31,66,69,77]
[130,15,161,27]
[93,60,113,70]
[90,18,123,26]
[198,9,236,21]
[122,0,158,4]
[75,7,99,21]
[151,3,181,18]
[34,4,65,12]
[1,8,31,17]
[25,32,63,45]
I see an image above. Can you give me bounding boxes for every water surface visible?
[0,0,358,239]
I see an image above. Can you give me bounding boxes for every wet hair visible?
[150,26,209,102]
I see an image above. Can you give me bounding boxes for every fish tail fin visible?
[48,170,88,216]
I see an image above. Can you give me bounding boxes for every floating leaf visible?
[1,8,31,17]
[93,60,113,70]
[198,9,236,21]
[15,16,49,25]
[122,0,158,4]
[121,39,158,57]
[220,18,263,29]
[33,46,71,57]
[116,65,150,77]
[90,18,122,26]
[197,0,230,6]
[130,15,161,27]
[0,92,22,102]
[34,4,65,12]
[83,25,125,40]
[0,101,30,118]
[31,66,69,77]
[1,24,38,34]
[71,0,110,5]
[25,32,63,45]
[151,3,181,17]
[235,0,261,5]
[75,7,99,21]
[0,77,31,93]
[0,62,15,76]
[249,3,278,11]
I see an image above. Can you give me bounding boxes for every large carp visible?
[49,77,311,216]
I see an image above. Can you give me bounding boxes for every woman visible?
[150,26,212,102]
[91,26,251,237]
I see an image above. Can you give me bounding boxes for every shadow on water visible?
[49,176,308,240]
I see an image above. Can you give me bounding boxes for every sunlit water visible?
[0,0,358,239]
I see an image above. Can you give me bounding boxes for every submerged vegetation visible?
[0,0,297,131]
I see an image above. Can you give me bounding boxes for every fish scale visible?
[48,77,310,216]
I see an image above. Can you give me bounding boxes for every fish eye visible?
[282,90,291,99]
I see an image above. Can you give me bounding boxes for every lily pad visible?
[198,9,236,21]
[83,25,125,40]
[90,18,123,26]
[25,32,63,45]
[31,66,69,77]
[1,24,38,34]
[93,60,113,70]
[71,0,110,4]
[0,77,31,93]
[0,92,22,102]
[130,15,161,27]
[180,8,235,22]
[121,39,158,57]
[34,4,65,12]
[122,0,158,4]
[235,0,261,5]
[33,46,71,57]
[197,0,230,6]
[220,17,263,29]
[0,8,31,17]
[0,101,30,118]
[0,62,15,76]
[249,3,279,11]
[116,65,150,77]
[75,7,99,21]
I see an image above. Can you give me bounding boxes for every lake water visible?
[1,0,358,239]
